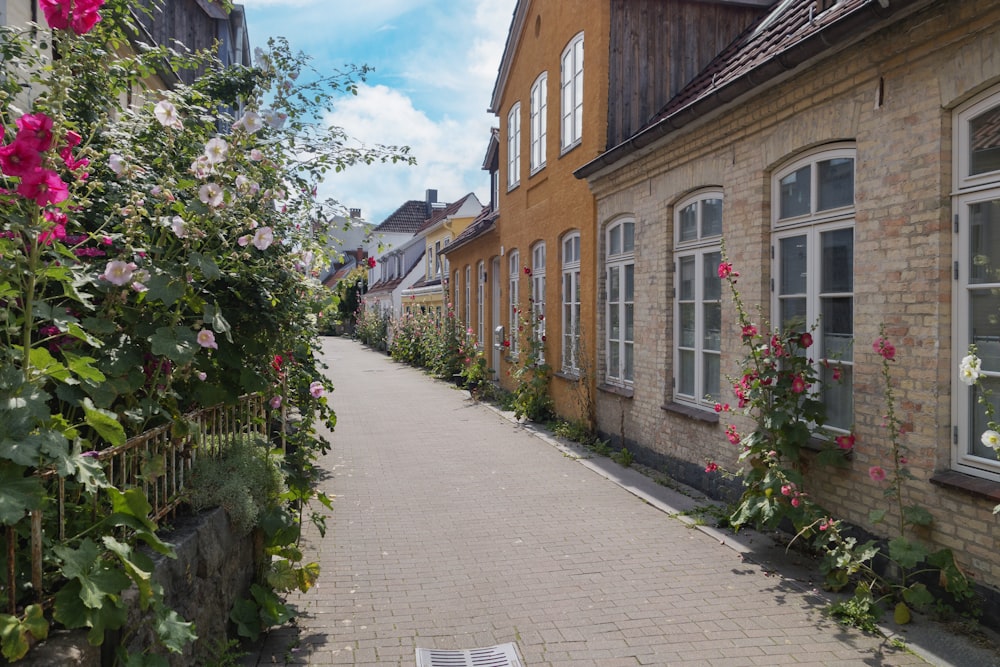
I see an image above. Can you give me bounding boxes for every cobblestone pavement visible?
[242,336,988,666]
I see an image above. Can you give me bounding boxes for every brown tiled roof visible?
[443,206,497,253]
[576,0,930,178]
[321,262,356,288]
[407,276,443,290]
[373,200,431,234]
[366,277,404,296]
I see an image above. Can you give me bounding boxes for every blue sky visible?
[240,0,517,225]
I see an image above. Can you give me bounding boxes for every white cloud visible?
[318,83,489,225]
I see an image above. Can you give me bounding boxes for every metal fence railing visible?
[8,394,268,614]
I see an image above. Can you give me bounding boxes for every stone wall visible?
[20,507,258,666]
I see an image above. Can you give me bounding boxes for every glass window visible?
[530,73,547,173]
[464,265,472,332]
[562,233,581,373]
[606,220,635,385]
[508,250,520,356]
[561,33,584,150]
[772,147,855,431]
[507,103,521,189]
[532,243,546,363]
[674,192,723,408]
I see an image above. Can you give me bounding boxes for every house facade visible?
[576,0,1000,601]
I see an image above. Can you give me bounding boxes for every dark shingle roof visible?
[444,206,497,253]
[373,200,431,234]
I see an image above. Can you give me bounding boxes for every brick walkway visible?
[245,336,945,666]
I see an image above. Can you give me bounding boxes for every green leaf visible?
[0,433,44,466]
[145,272,186,306]
[190,252,221,280]
[266,560,299,592]
[103,536,154,610]
[296,562,320,593]
[868,509,887,524]
[0,613,30,662]
[22,604,48,642]
[149,326,197,365]
[82,397,126,446]
[0,463,44,524]
[902,582,934,609]
[65,322,104,349]
[154,605,197,653]
[888,536,929,570]
[230,598,262,640]
[251,584,294,626]
[82,317,117,335]
[64,351,107,384]
[902,505,934,528]
[27,346,71,382]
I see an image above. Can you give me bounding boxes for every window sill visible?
[598,382,633,398]
[930,470,1000,503]
[554,370,581,382]
[661,401,719,424]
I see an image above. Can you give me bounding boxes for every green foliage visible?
[716,254,975,630]
[333,267,367,327]
[612,447,634,467]
[354,306,390,350]
[508,303,553,423]
[187,436,285,535]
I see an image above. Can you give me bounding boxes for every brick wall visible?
[588,0,1000,592]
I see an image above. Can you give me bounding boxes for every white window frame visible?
[771,144,856,432]
[954,85,1000,480]
[605,220,634,386]
[508,250,520,356]
[562,232,582,373]
[464,265,472,332]
[477,260,486,347]
[507,102,521,190]
[674,191,723,410]
[532,242,547,363]
[530,73,547,174]
[560,32,584,152]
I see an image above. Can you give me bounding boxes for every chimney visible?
[349,208,361,219]
[425,189,438,216]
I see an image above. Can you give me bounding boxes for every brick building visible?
[575,0,1000,604]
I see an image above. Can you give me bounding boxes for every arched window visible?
[508,250,520,356]
[531,242,547,363]
[507,102,521,189]
[560,33,583,151]
[562,232,582,373]
[605,220,634,385]
[530,73,547,173]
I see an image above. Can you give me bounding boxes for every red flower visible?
[832,367,842,381]
[798,332,813,348]
[704,462,719,473]
[717,262,734,279]
[835,433,855,451]
[502,339,510,348]
[271,354,283,372]
[790,374,806,394]
[741,324,757,339]
[523,266,532,276]
[725,424,740,445]
[873,337,896,360]
[366,256,376,269]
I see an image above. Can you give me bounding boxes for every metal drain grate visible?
[415,642,523,667]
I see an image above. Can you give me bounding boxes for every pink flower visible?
[741,324,757,339]
[780,484,794,496]
[832,367,842,381]
[309,381,324,398]
[269,395,282,409]
[873,337,896,361]
[198,182,224,207]
[725,424,740,445]
[717,262,734,279]
[40,0,105,34]
[39,221,67,246]
[835,433,855,451]
[868,466,887,482]
[252,226,273,250]
[15,113,54,152]
[790,374,806,394]
[196,329,218,349]
[197,372,207,381]
[0,139,42,177]
[16,168,69,206]
[237,235,251,247]
[100,260,136,286]
[790,497,801,508]
[704,462,719,473]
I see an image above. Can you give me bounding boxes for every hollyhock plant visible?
[0,138,43,177]
[15,113,54,152]
[196,330,218,350]
[252,226,274,250]
[100,260,136,286]
[40,0,105,34]
[203,137,228,165]
[17,169,69,206]
[198,182,224,207]
[309,381,324,398]
[153,100,183,129]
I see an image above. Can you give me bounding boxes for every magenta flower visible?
[704,461,718,473]
[868,466,887,482]
[873,336,896,361]
[790,374,806,394]
[17,168,69,206]
[269,395,282,409]
[40,0,105,35]
[0,139,43,177]
[717,261,734,279]
[15,113,54,152]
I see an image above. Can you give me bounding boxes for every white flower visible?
[170,216,187,238]
[309,381,324,398]
[252,226,274,250]
[249,149,264,162]
[190,155,211,179]
[982,430,1000,450]
[108,154,126,176]
[237,235,251,247]
[261,109,287,130]
[100,260,136,286]
[238,110,264,134]
[153,100,182,129]
[959,354,982,386]
[199,182,224,207]
[203,137,229,165]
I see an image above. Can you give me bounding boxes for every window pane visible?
[703,251,721,301]
[573,235,581,259]
[780,297,807,335]
[679,349,694,395]
[822,364,853,430]
[970,105,1000,176]
[608,266,620,301]
[624,342,634,381]
[821,228,853,293]
[679,203,697,242]
[971,289,1000,372]
[623,222,635,252]
[625,264,634,301]
[970,199,1000,284]
[704,352,720,401]
[679,257,695,300]
[821,297,853,362]
[972,377,1000,457]
[609,305,620,339]
[609,226,621,255]
[625,303,634,342]
[817,158,854,210]
[779,165,811,219]
[703,302,721,351]
[702,198,722,237]
[679,303,695,347]
[609,345,620,378]
[780,236,807,295]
